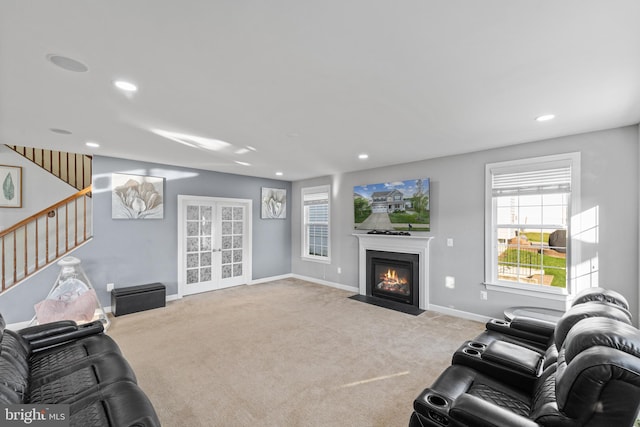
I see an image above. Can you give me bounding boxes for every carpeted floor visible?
[107,278,485,427]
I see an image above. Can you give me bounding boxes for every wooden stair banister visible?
[4,145,92,193]
[1,186,93,292]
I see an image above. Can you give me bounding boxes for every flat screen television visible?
[353,178,430,232]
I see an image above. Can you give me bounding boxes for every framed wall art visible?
[0,165,22,208]
[261,187,286,219]
[112,173,164,219]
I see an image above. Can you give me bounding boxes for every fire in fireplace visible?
[366,250,419,306]
[376,267,410,295]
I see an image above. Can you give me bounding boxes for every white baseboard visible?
[290,274,359,293]
[428,304,492,324]
[166,293,180,302]
[249,273,294,285]
[248,272,359,293]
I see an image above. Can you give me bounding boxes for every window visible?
[485,153,580,298]
[302,185,330,262]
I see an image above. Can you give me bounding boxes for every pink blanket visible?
[34,288,98,324]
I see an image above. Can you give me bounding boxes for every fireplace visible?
[353,233,433,313]
[367,250,419,306]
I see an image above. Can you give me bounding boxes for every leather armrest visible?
[23,320,105,351]
[18,320,79,341]
[483,340,543,376]
[486,317,552,346]
[510,316,555,337]
[450,394,541,427]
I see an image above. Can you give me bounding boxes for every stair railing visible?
[1,186,93,292]
[5,145,92,193]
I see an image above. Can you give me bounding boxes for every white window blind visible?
[492,166,571,196]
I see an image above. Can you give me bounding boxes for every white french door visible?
[178,196,252,297]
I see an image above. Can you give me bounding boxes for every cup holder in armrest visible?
[462,348,482,357]
[461,341,485,357]
[467,342,486,350]
[423,394,450,426]
[425,393,449,408]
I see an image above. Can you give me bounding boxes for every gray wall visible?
[0,156,291,324]
[292,126,639,321]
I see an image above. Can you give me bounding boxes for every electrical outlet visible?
[480,290,487,300]
[447,238,454,247]
[106,283,115,292]
[445,276,455,289]
[337,267,342,274]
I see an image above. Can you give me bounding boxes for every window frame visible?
[484,152,581,301]
[301,185,331,263]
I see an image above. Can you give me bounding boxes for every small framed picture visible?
[0,165,22,208]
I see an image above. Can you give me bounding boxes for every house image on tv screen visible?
[371,189,405,213]
[353,178,430,232]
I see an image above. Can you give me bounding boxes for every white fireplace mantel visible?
[353,233,434,310]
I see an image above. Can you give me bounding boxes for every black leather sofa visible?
[409,289,640,427]
[0,313,160,426]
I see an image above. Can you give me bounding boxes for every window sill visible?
[484,281,571,302]
[301,256,331,264]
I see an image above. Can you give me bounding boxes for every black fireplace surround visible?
[366,250,419,307]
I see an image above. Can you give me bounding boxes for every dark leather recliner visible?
[0,313,160,426]
[442,303,632,400]
[409,302,640,427]
[479,287,632,354]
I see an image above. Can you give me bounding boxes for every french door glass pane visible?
[187,206,199,220]
[187,269,198,284]
[200,267,211,282]
[186,205,214,285]
[221,205,244,279]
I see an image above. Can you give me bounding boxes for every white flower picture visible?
[261,187,286,219]
[112,173,164,219]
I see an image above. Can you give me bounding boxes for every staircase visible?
[5,145,91,192]
[1,146,93,292]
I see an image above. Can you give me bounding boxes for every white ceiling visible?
[1,1,639,181]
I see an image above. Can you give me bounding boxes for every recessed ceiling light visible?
[85,141,100,148]
[46,54,89,72]
[275,172,283,176]
[49,128,72,135]
[358,153,369,160]
[114,80,138,92]
[235,161,251,166]
[535,114,555,122]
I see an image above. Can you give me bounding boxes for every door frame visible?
[177,195,253,298]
